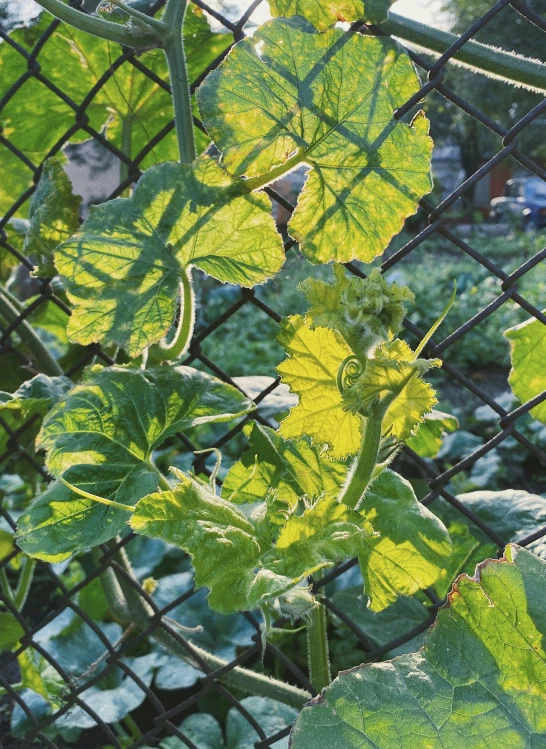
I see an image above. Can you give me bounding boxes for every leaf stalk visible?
[33,0,161,48]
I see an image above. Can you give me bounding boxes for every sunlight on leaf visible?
[56,157,284,356]
[505,314,546,424]
[198,19,432,263]
[276,315,362,458]
[359,470,452,611]
[16,366,252,560]
[269,0,395,30]
[222,422,346,506]
[291,545,546,748]
[24,158,81,277]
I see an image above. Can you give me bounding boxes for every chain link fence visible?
[1,0,545,746]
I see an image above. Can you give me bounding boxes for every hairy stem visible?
[119,115,134,187]
[0,288,63,377]
[0,567,15,606]
[383,13,546,94]
[163,0,197,164]
[97,543,310,708]
[338,413,383,510]
[14,557,36,611]
[306,602,331,692]
[34,0,161,47]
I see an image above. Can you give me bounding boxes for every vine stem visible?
[163,0,197,164]
[338,413,383,510]
[383,13,546,94]
[96,543,311,708]
[0,287,63,377]
[33,0,161,47]
[151,268,195,362]
[306,602,331,692]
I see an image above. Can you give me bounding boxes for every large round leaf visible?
[291,545,546,748]
[197,18,432,263]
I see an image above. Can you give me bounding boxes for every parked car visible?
[490,177,546,230]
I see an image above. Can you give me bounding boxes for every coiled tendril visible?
[336,355,364,395]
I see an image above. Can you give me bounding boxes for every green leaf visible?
[0,613,25,651]
[276,315,361,458]
[359,470,452,611]
[0,8,232,215]
[269,0,395,30]
[0,374,73,457]
[0,374,73,417]
[16,366,252,560]
[221,422,346,506]
[263,495,375,579]
[18,648,65,707]
[132,471,263,614]
[24,158,81,277]
[505,314,546,424]
[133,471,318,616]
[197,19,432,263]
[174,696,298,749]
[56,157,284,356]
[432,488,546,597]
[330,588,430,655]
[290,545,546,748]
[406,409,459,458]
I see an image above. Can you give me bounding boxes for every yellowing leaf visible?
[222,422,346,506]
[276,315,362,458]
[263,495,375,579]
[198,19,432,264]
[56,157,284,356]
[505,314,546,424]
[269,0,395,29]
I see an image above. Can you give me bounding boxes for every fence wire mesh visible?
[1,0,546,746]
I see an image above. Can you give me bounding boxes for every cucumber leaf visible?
[359,470,452,611]
[197,19,432,263]
[132,472,263,614]
[24,158,81,277]
[175,696,298,749]
[16,366,252,560]
[0,613,25,651]
[505,314,546,424]
[132,471,316,616]
[277,316,438,457]
[56,157,284,356]
[431,488,546,597]
[290,545,546,748]
[262,495,375,579]
[269,0,396,30]
[276,315,361,458]
[406,409,459,458]
[222,422,346,506]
